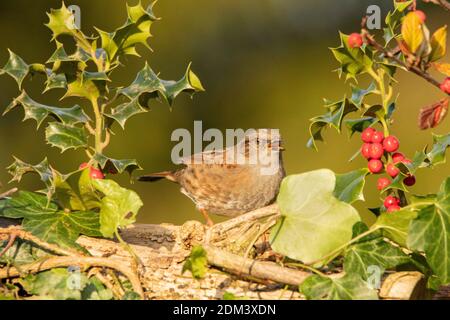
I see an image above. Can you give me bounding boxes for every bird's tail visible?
[138,171,177,183]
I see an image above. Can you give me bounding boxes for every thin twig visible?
[423,0,450,11]
[0,188,18,199]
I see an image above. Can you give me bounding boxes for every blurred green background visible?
[0,0,448,225]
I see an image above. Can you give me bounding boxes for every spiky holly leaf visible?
[300,273,378,300]
[344,237,410,280]
[45,3,78,40]
[45,122,88,153]
[118,62,204,105]
[47,41,91,64]
[7,157,53,185]
[427,133,450,165]
[4,91,90,128]
[92,179,143,238]
[384,0,414,44]
[330,32,373,81]
[334,168,369,204]
[63,74,107,101]
[105,97,148,129]
[408,177,450,284]
[96,2,158,62]
[44,71,67,92]
[345,117,376,138]
[0,50,29,88]
[93,153,142,176]
[0,191,101,251]
[307,98,358,150]
[350,82,376,108]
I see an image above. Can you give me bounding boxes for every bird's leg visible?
[0,232,18,258]
[199,209,214,227]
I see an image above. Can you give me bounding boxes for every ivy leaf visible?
[401,12,424,54]
[429,26,447,62]
[182,245,208,279]
[330,32,373,81]
[373,210,418,247]
[300,273,378,300]
[0,239,53,266]
[0,191,101,250]
[408,177,450,284]
[270,169,360,264]
[92,179,143,238]
[427,133,450,165]
[307,99,358,150]
[105,97,148,129]
[96,2,158,62]
[334,168,369,204]
[118,62,204,108]
[1,49,29,88]
[93,153,142,176]
[45,3,77,40]
[344,238,410,280]
[45,122,88,153]
[4,91,90,128]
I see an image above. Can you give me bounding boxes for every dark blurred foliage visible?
[0,0,448,224]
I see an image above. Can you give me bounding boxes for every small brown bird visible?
[139,129,285,225]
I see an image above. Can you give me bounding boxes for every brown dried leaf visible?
[418,98,449,130]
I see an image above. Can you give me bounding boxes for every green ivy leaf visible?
[334,168,369,204]
[45,3,77,40]
[96,2,158,62]
[408,177,450,284]
[4,91,90,128]
[1,49,29,88]
[330,32,373,81]
[300,273,378,300]
[344,238,410,280]
[182,245,208,279]
[93,153,142,176]
[92,179,143,238]
[374,210,418,247]
[45,122,88,152]
[0,191,101,250]
[307,98,358,150]
[0,239,53,266]
[270,169,360,264]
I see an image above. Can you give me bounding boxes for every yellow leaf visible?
[433,62,450,76]
[401,12,424,54]
[430,25,447,62]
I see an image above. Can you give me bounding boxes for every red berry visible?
[440,77,450,95]
[348,33,363,48]
[404,175,416,186]
[369,143,384,159]
[79,162,89,170]
[386,163,400,178]
[392,152,405,164]
[384,196,400,208]
[361,128,375,143]
[414,10,426,23]
[89,167,104,180]
[387,205,401,213]
[371,131,384,144]
[383,136,399,152]
[377,177,391,191]
[361,143,371,159]
[368,159,383,173]
[402,158,412,165]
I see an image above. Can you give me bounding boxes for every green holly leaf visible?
[182,245,208,279]
[45,122,88,152]
[344,117,376,138]
[96,2,158,62]
[105,97,148,129]
[1,49,29,88]
[300,273,378,300]
[93,153,142,176]
[0,191,101,250]
[47,41,91,64]
[344,238,410,280]
[384,0,414,44]
[427,133,450,165]
[4,91,90,128]
[270,169,360,264]
[374,210,418,247]
[45,71,68,92]
[63,75,106,101]
[350,82,376,108]
[334,168,369,204]
[92,179,143,238]
[307,98,358,150]
[330,32,373,81]
[45,3,77,40]
[408,177,450,284]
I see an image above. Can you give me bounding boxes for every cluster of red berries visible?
[360,128,415,212]
[79,162,104,180]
